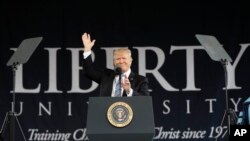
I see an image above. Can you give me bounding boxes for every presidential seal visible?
[107,101,133,127]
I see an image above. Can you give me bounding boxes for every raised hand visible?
[82,32,96,52]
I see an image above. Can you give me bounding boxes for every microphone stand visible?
[0,62,27,141]
[0,37,42,141]
[195,34,238,141]
[118,73,122,96]
[215,59,237,141]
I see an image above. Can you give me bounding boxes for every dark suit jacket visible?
[83,55,150,96]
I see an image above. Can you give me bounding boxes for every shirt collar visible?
[123,68,131,78]
[115,68,131,79]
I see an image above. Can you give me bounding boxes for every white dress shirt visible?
[111,69,133,97]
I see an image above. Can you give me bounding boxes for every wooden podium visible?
[86,96,155,141]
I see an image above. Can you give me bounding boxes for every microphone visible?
[115,65,122,75]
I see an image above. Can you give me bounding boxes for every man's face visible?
[113,51,132,73]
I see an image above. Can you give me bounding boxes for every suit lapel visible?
[128,72,136,89]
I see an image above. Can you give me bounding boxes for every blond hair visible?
[113,48,132,59]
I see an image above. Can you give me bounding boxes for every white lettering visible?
[226,44,250,89]
[163,100,171,114]
[67,48,98,93]
[170,46,203,91]
[44,48,62,93]
[39,102,52,116]
[186,100,191,114]
[205,99,216,113]
[28,129,71,141]
[134,47,178,91]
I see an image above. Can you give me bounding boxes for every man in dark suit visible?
[81,32,149,97]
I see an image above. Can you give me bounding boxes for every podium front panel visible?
[86,96,155,141]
